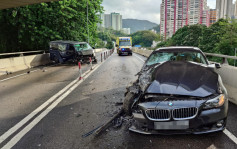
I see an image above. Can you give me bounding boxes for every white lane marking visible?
[2,62,103,149]
[0,77,78,144]
[0,66,93,145]
[0,69,39,82]
[224,129,237,144]
[133,53,145,62]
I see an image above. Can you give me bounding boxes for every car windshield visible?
[74,43,92,51]
[146,51,208,66]
[119,41,131,46]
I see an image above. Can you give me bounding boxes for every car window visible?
[50,43,67,51]
[58,44,67,51]
[74,43,92,51]
[146,51,207,66]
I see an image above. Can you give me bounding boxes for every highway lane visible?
[0,51,107,141]
[1,52,237,149]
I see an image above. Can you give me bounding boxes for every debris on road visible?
[115,102,123,106]
[81,125,103,138]
[95,108,124,135]
[81,108,124,138]
[112,116,123,128]
[76,114,82,117]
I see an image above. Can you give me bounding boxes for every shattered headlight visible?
[203,94,225,109]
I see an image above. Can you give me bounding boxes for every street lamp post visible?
[87,0,89,44]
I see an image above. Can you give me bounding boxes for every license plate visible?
[122,52,128,54]
[154,121,189,130]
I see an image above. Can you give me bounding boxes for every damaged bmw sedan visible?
[123,47,228,134]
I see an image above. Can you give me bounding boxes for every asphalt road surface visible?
[0,51,237,149]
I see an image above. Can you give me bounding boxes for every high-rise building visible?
[216,0,234,19]
[160,0,210,39]
[209,9,218,25]
[111,12,122,31]
[122,28,131,34]
[104,14,112,28]
[234,1,237,19]
[97,13,122,31]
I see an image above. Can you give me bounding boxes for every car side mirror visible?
[208,63,221,69]
[92,47,95,49]
[116,44,119,47]
[215,63,221,69]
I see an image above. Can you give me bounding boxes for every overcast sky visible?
[102,0,218,24]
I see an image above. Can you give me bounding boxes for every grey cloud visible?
[102,0,216,24]
[102,0,161,24]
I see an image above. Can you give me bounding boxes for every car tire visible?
[93,58,98,64]
[119,54,121,56]
[53,56,59,63]
[130,53,133,56]
[123,92,135,116]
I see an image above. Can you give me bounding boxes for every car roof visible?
[155,46,202,52]
[50,40,87,45]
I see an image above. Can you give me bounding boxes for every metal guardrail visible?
[204,52,237,65]
[0,50,46,57]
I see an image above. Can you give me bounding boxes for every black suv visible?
[49,41,97,63]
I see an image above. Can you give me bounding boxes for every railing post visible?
[101,53,103,62]
[222,58,229,65]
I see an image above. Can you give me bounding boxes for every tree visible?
[151,25,160,33]
[199,19,228,53]
[155,19,237,65]
[106,40,113,49]
[0,0,103,53]
[97,27,128,46]
[131,30,159,47]
[215,19,237,55]
[171,24,205,47]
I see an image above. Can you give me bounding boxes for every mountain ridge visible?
[122,19,158,34]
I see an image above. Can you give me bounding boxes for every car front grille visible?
[172,107,198,120]
[145,109,171,121]
[145,107,198,121]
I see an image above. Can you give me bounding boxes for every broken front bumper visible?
[129,101,228,135]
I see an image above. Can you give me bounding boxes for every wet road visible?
[0,52,237,149]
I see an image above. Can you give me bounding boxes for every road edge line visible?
[133,53,145,62]
[223,129,237,144]
[1,61,104,149]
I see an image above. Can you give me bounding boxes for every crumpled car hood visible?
[80,49,94,55]
[145,61,219,97]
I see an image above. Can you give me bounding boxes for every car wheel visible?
[123,92,135,116]
[93,58,98,64]
[119,54,121,56]
[53,56,59,63]
[130,53,133,56]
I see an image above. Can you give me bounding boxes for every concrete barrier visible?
[0,48,107,76]
[133,48,237,105]
[94,48,106,53]
[133,48,152,57]
[216,65,237,105]
[0,54,51,75]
